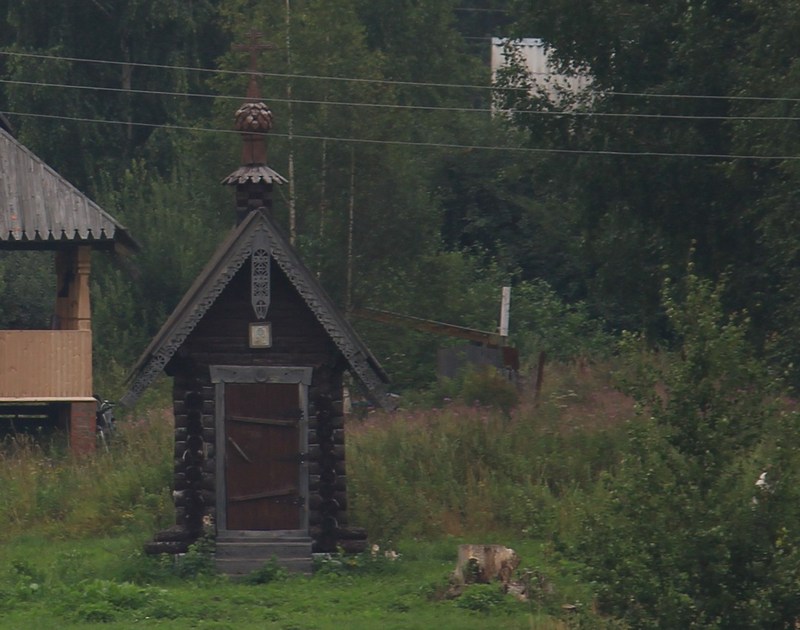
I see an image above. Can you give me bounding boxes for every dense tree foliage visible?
[0,0,225,188]
[498,1,800,377]
[1,0,799,391]
[0,0,517,392]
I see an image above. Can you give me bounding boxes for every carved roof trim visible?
[122,208,389,408]
[221,165,287,186]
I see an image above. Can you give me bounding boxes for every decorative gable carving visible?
[122,210,389,408]
[251,229,271,320]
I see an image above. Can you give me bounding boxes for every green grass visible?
[0,535,587,629]
[0,363,631,629]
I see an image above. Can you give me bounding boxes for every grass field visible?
[0,365,628,629]
[0,533,593,629]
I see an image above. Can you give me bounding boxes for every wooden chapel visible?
[123,49,391,574]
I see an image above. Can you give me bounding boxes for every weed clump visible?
[67,579,177,623]
[460,366,519,416]
[454,583,508,613]
[243,557,289,584]
[314,546,402,577]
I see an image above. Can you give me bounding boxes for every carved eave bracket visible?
[221,165,287,186]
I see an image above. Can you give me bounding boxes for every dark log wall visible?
[162,259,364,553]
[307,383,365,553]
[181,257,333,367]
[171,378,215,535]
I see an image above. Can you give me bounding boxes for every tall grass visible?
[0,408,173,541]
[0,363,629,551]
[348,364,631,543]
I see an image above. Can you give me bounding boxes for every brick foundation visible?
[70,401,96,455]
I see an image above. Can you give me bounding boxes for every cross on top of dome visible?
[233,28,275,100]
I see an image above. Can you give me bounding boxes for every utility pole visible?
[285,0,297,245]
[346,147,355,312]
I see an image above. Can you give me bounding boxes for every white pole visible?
[500,286,511,338]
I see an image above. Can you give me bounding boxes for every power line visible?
[5,109,799,161]
[4,49,800,105]
[607,90,800,104]
[0,76,491,112]
[0,49,500,92]
[4,77,800,123]
[454,7,510,12]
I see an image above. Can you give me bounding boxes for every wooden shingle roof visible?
[122,208,390,408]
[0,126,136,251]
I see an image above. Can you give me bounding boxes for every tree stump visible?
[453,544,520,586]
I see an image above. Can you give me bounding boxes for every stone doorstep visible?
[214,535,313,576]
[215,555,313,577]
[215,541,312,559]
[215,529,308,541]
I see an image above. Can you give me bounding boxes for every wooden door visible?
[224,382,303,530]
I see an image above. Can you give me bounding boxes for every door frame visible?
[211,365,311,535]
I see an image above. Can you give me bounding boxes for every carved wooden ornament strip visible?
[251,229,271,320]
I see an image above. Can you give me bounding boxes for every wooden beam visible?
[229,415,297,427]
[351,307,506,347]
[229,486,297,503]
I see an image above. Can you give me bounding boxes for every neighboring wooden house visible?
[123,70,391,575]
[0,122,137,454]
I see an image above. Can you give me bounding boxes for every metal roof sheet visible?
[0,126,137,250]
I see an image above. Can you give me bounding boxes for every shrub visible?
[578,270,800,628]
[244,557,289,584]
[459,366,519,415]
[510,278,612,364]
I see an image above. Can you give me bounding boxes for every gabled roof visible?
[0,126,137,251]
[122,208,390,408]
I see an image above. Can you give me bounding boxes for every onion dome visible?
[234,101,274,134]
